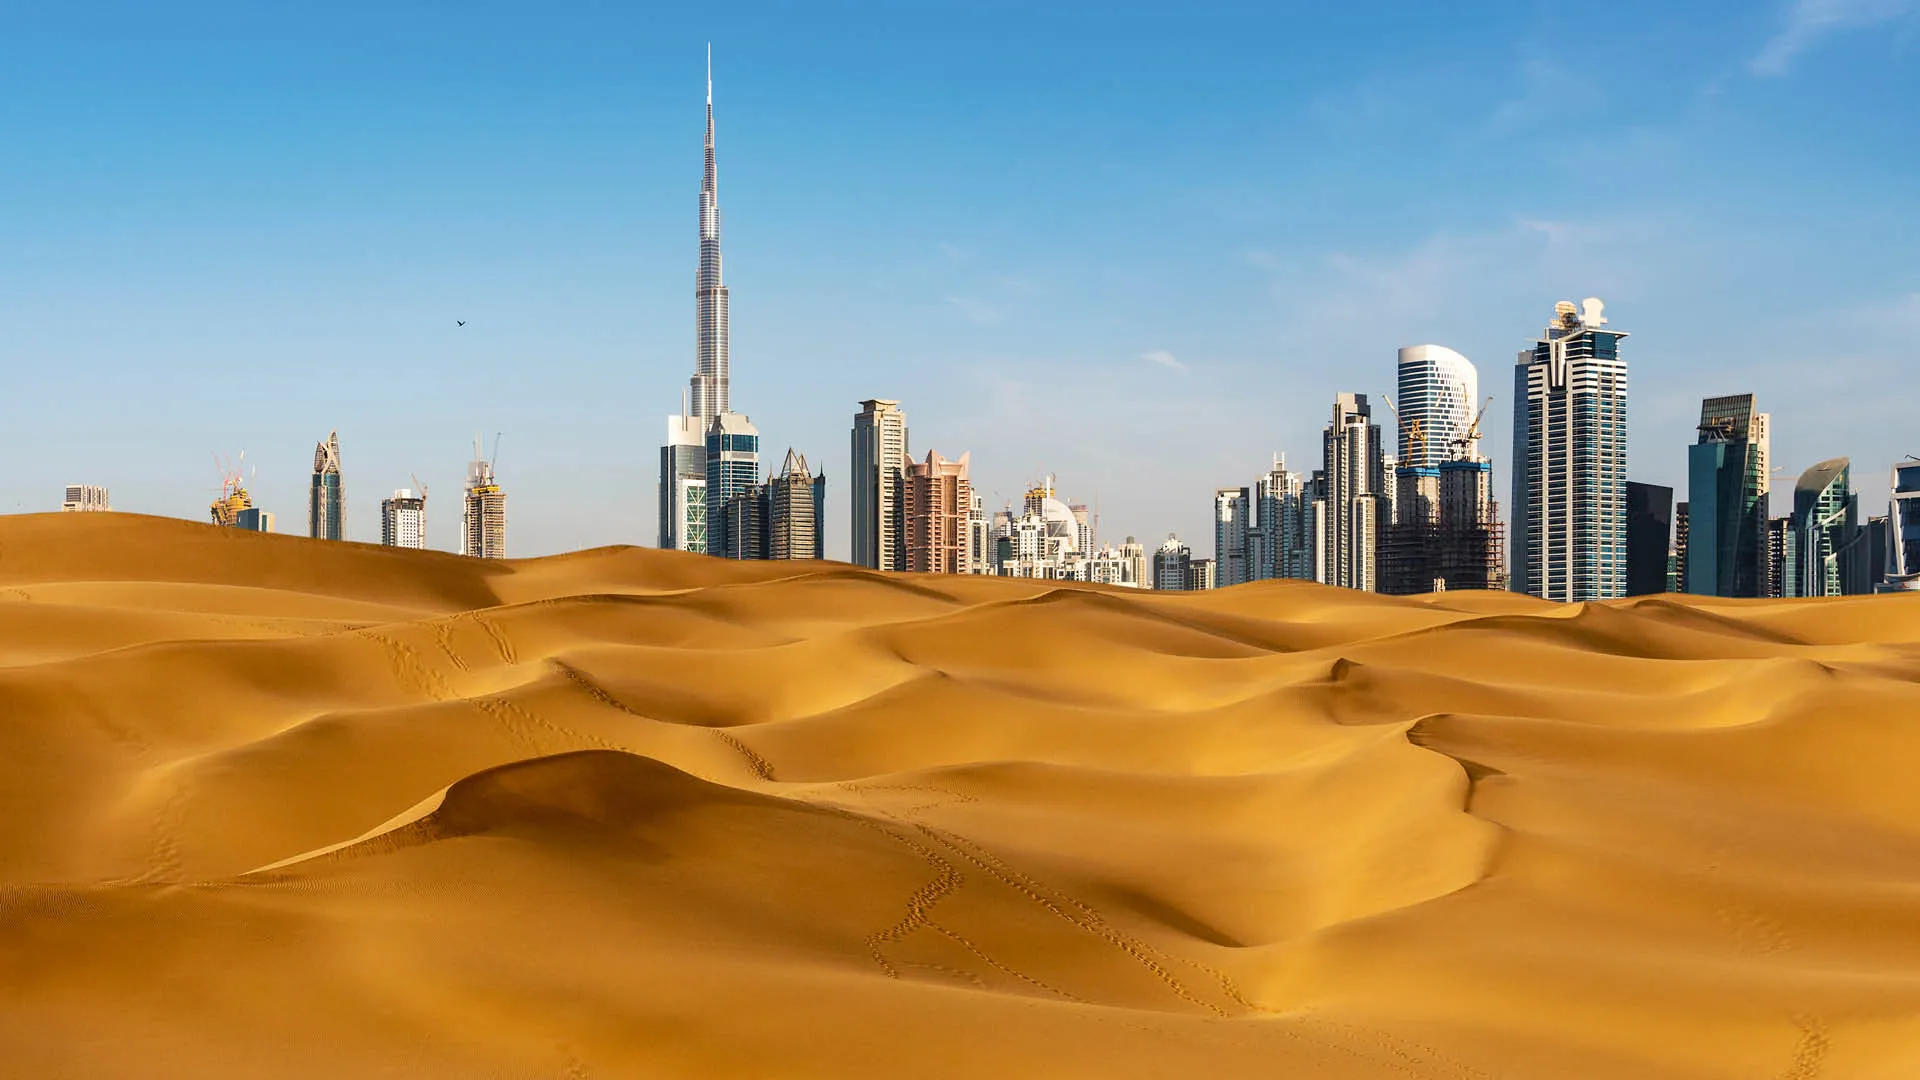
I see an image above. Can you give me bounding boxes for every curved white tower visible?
[1396,345,1478,467]
[690,45,729,424]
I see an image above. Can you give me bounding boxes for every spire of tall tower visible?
[689,46,730,424]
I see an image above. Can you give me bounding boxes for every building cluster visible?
[66,430,515,557]
[51,58,1918,602]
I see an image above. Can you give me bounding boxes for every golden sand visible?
[2,512,1917,1078]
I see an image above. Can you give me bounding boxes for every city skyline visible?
[4,4,1917,559]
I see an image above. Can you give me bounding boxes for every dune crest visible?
[3,513,1920,1078]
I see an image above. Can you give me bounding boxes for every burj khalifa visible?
[689,47,728,423]
[661,48,757,554]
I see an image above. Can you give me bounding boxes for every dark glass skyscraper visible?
[1684,395,1770,597]
[1625,481,1673,597]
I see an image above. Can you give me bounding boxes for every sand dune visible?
[3,513,1919,1078]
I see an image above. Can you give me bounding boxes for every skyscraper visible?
[60,484,109,512]
[905,450,974,574]
[706,412,760,558]
[381,489,427,550]
[1316,393,1385,591]
[692,47,729,424]
[1396,345,1479,468]
[1789,458,1869,597]
[309,430,344,541]
[462,439,506,559]
[661,408,708,554]
[1248,457,1314,582]
[1153,534,1196,591]
[1513,298,1630,602]
[1885,459,1920,591]
[966,488,991,575]
[1625,481,1673,597]
[659,50,734,553]
[1213,487,1251,587]
[851,399,910,571]
[1685,394,1770,597]
[765,449,826,561]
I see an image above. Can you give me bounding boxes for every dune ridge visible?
[3,512,1919,1077]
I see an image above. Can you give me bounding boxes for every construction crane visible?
[1449,393,1495,460]
[1378,395,1425,464]
[411,473,430,503]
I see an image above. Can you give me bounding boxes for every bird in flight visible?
[456,320,466,327]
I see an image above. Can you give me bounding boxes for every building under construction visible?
[210,455,273,532]
[1379,391,1505,594]
[462,436,506,558]
[1380,460,1506,593]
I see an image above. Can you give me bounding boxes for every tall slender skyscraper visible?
[1685,394,1770,597]
[1316,393,1386,591]
[309,430,344,541]
[851,399,910,570]
[1213,487,1250,587]
[660,49,736,553]
[692,46,729,424]
[1513,299,1629,602]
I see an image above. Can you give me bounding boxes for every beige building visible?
[904,450,974,574]
[851,399,909,570]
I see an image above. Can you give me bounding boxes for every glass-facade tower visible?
[1684,395,1770,597]
[309,430,344,541]
[706,412,760,559]
[1513,299,1629,602]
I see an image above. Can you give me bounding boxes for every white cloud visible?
[943,295,1000,326]
[1751,0,1914,75]
[1140,349,1187,374]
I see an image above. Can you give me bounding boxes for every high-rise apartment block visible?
[851,398,909,571]
[462,442,506,559]
[1685,395,1770,597]
[905,450,975,574]
[381,489,427,550]
[1246,457,1315,582]
[61,485,109,512]
[309,430,344,541]
[1082,537,1149,588]
[966,489,992,575]
[1512,298,1629,601]
[1153,534,1196,590]
[1315,393,1386,591]
[1213,487,1250,587]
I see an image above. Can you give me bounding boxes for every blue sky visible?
[3,1,1916,559]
